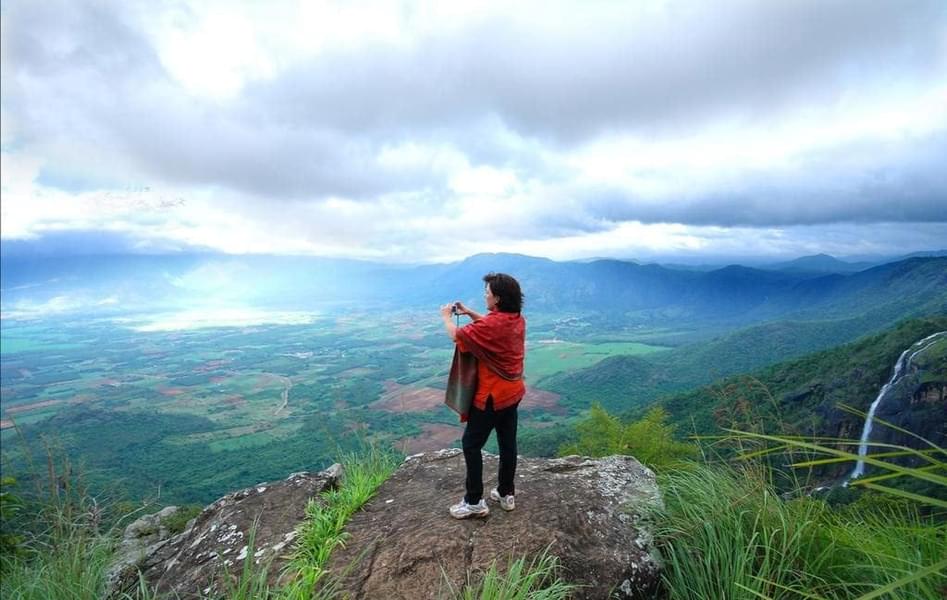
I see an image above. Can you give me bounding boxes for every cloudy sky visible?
[1,0,945,264]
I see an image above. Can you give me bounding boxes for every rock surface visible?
[109,452,663,598]
[106,505,181,593]
[109,465,342,599]
[325,449,663,599]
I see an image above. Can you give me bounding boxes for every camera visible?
[450,302,461,316]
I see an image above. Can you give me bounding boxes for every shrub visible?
[559,404,696,469]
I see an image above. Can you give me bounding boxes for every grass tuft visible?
[442,550,576,600]
[0,506,115,600]
[281,447,397,596]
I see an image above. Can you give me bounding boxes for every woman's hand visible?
[454,301,471,316]
[440,303,455,319]
[440,304,459,341]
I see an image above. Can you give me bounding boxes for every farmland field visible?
[0,308,669,504]
[527,340,666,380]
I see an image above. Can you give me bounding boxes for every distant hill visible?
[764,253,875,274]
[775,257,947,322]
[897,249,947,260]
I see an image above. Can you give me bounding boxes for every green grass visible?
[653,426,947,600]
[209,431,282,453]
[1,526,114,600]
[526,340,667,380]
[655,461,946,599]
[0,469,119,600]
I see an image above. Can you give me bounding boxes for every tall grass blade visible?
[855,483,947,509]
[836,404,947,455]
[852,556,947,600]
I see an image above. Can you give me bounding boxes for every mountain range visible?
[2,253,945,331]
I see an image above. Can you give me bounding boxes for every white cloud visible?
[1,0,945,263]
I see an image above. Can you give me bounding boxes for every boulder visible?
[109,465,342,599]
[325,449,663,599]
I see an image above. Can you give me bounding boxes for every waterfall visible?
[846,330,946,483]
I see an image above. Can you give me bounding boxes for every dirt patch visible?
[159,387,187,397]
[339,367,376,377]
[372,381,444,413]
[523,388,565,414]
[396,423,462,454]
[253,374,288,392]
[5,399,62,415]
[196,360,228,372]
[222,395,246,407]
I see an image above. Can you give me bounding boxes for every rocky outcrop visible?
[325,449,663,599]
[108,466,342,599]
[110,451,663,599]
[106,505,181,593]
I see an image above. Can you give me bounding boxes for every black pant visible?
[462,397,518,504]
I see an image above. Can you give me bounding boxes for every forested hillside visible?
[657,316,947,466]
[537,310,944,416]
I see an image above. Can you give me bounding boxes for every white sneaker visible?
[490,489,515,511]
[449,499,490,519]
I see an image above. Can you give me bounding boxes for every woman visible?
[440,272,525,519]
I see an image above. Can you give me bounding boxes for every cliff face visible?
[869,331,946,458]
[874,381,947,455]
[109,450,663,599]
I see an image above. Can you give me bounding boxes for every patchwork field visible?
[1,309,668,503]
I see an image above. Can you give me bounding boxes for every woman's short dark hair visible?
[483,272,524,313]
